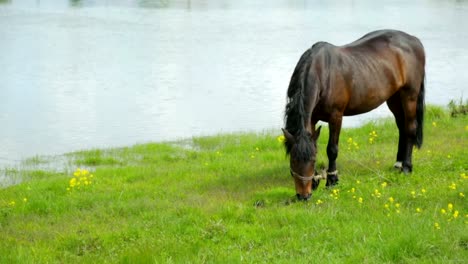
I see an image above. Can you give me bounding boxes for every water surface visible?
[1,0,467,163]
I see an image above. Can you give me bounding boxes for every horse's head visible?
[282,126,321,201]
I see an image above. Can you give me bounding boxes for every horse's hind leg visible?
[386,92,406,170]
[400,90,420,173]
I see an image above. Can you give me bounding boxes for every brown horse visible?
[283,29,425,201]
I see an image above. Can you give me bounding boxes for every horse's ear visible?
[313,125,322,140]
[282,128,295,144]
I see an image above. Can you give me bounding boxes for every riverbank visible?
[0,106,467,263]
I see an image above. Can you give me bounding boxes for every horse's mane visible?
[283,47,316,161]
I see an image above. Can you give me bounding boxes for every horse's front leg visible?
[326,114,343,187]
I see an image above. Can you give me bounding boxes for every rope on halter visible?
[290,169,338,183]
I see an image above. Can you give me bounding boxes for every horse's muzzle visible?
[296,193,311,201]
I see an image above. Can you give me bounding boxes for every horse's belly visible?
[343,93,389,116]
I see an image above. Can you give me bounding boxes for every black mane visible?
[283,47,316,160]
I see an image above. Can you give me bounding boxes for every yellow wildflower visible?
[316,199,323,205]
[381,182,387,188]
[69,178,77,187]
[448,203,453,211]
[453,210,459,219]
[368,131,378,144]
[434,222,440,230]
[388,197,394,203]
[449,183,456,190]
[358,197,363,203]
[372,189,381,198]
[459,192,465,198]
[416,208,422,213]
[277,135,285,143]
[441,209,447,214]
[432,122,437,127]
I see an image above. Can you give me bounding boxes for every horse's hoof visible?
[325,176,339,187]
[312,179,320,190]
[402,166,412,174]
[326,171,339,187]
[326,180,339,188]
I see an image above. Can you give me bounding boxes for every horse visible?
[282,29,425,201]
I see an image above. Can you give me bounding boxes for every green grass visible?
[1,106,467,263]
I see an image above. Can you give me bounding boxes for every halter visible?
[290,169,338,184]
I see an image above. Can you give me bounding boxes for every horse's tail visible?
[415,74,425,148]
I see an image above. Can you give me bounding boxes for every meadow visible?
[0,106,466,263]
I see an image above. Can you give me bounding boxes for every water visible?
[1,0,467,163]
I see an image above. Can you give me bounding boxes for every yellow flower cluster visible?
[440,203,460,222]
[449,182,457,190]
[67,168,94,192]
[461,172,467,180]
[4,197,28,208]
[410,188,427,199]
[368,130,378,144]
[384,196,401,216]
[347,137,359,150]
[330,188,340,200]
[372,189,382,198]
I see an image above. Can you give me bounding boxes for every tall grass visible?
[0,106,466,263]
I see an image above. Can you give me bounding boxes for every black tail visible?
[415,76,425,148]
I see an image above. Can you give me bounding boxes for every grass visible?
[0,105,467,263]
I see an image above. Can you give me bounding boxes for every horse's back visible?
[311,30,425,118]
[345,29,425,73]
[348,29,424,53]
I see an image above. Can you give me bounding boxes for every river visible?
[1,0,467,163]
